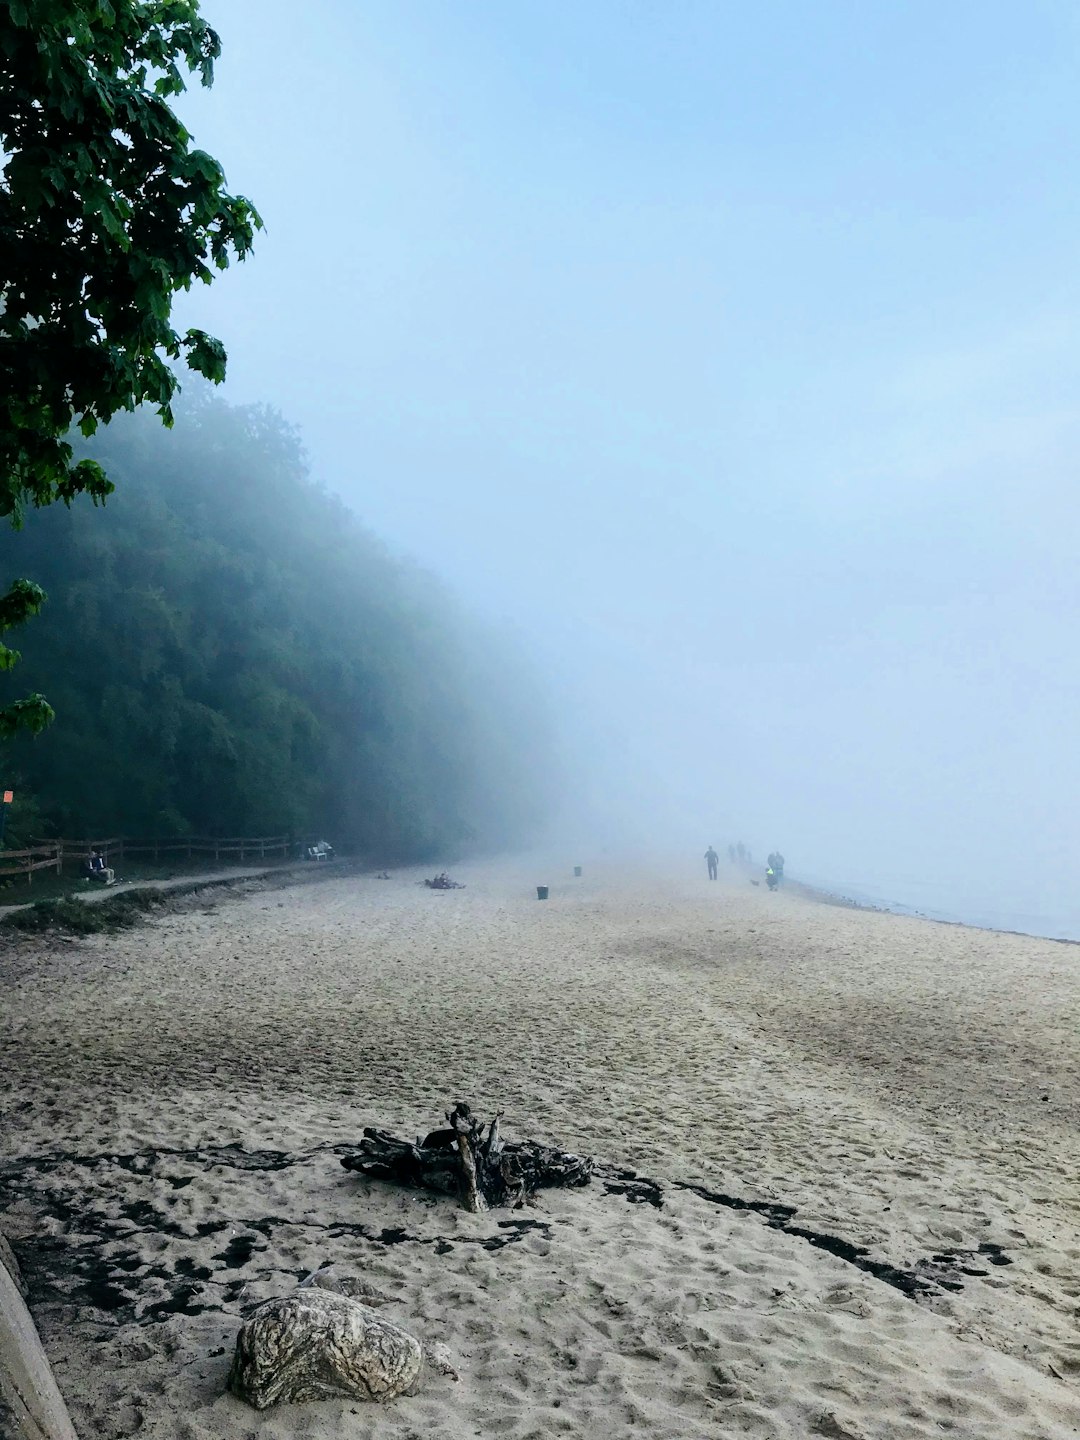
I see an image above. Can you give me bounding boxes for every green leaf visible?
[0,695,55,740]
[0,578,48,632]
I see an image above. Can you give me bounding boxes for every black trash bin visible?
[536,885,549,900]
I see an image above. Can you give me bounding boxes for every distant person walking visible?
[767,851,785,882]
[728,844,736,864]
[736,841,745,863]
[705,846,719,880]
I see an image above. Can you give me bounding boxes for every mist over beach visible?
[167,0,1080,939]
[2,5,1080,1440]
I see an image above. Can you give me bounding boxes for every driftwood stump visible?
[341,1103,593,1211]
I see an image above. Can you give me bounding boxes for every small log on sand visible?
[341,1103,593,1212]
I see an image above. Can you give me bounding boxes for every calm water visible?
[796,871,1080,944]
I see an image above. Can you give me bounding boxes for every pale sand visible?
[1,861,1078,1439]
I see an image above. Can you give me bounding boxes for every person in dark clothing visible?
[83,848,115,884]
[704,846,719,880]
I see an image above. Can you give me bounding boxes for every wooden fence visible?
[0,844,63,884]
[23,835,294,874]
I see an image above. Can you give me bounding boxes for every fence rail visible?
[119,836,290,864]
[0,844,63,883]
[22,834,295,873]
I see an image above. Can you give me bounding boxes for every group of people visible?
[82,848,115,885]
[702,844,785,888]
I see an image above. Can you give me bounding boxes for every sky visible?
[175,0,1080,934]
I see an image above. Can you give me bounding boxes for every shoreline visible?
[787,873,1080,946]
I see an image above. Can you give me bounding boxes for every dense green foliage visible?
[0,0,259,732]
[0,394,549,859]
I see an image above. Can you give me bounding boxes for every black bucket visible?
[536,885,549,900]
[573,866,582,877]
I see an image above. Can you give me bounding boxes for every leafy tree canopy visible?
[0,0,260,732]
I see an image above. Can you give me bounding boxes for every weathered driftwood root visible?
[341,1103,593,1211]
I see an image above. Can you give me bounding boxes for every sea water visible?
[795,870,1080,944]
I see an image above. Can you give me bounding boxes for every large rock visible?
[228,1289,423,1409]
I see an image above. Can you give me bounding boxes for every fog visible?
[176,1,1080,936]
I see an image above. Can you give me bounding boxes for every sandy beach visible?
[1,860,1078,1439]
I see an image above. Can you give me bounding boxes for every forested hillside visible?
[0,393,550,859]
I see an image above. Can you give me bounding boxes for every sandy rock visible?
[426,1340,461,1382]
[228,1288,423,1409]
[298,1264,392,1306]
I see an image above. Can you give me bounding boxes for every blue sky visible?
[176,1,1080,930]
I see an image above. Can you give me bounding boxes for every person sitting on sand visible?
[704,846,719,880]
[83,849,115,885]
